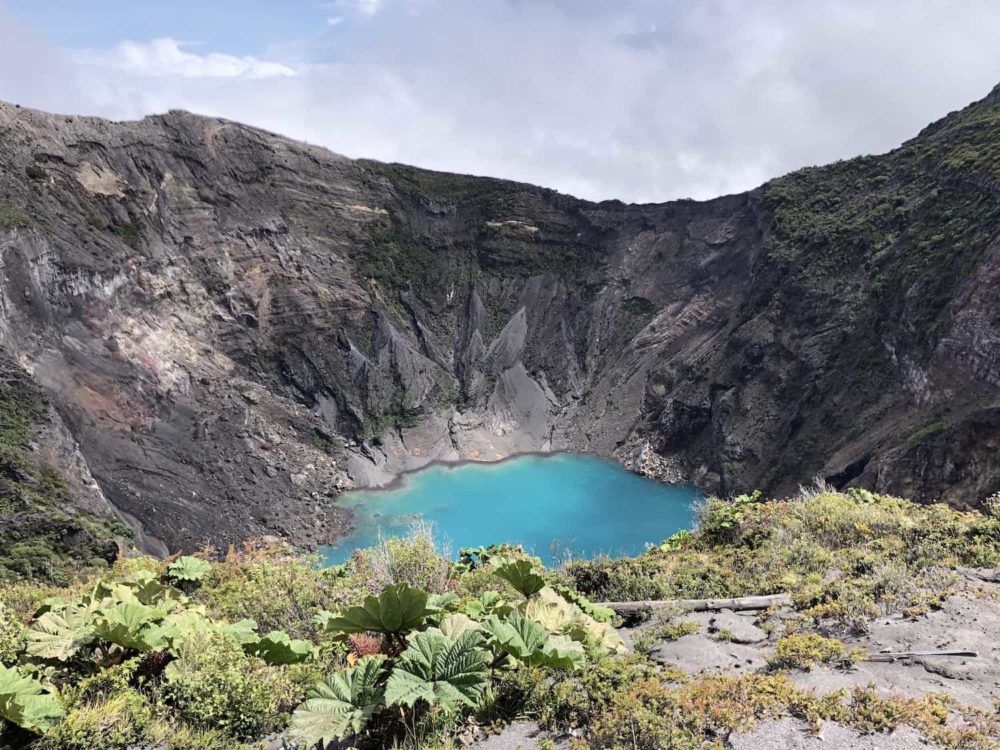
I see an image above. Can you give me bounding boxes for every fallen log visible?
[867,650,979,662]
[601,593,793,615]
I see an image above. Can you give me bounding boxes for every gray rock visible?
[474,721,570,750]
[649,632,766,675]
[793,595,1000,710]
[707,608,769,644]
[728,718,941,750]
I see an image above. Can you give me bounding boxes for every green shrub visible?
[39,688,152,750]
[633,620,699,654]
[539,656,659,731]
[354,522,453,594]
[196,541,357,639]
[585,672,847,749]
[0,200,30,228]
[845,686,963,747]
[166,556,211,585]
[109,222,140,248]
[0,602,26,664]
[984,492,1000,519]
[63,658,142,707]
[659,529,694,552]
[697,492,764,543]
[768,634,867,671]
[144,720,255,750]
[159,630,292,740]
[479,664,548,724]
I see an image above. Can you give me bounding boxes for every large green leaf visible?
[165,556,211,583]
[0,664,64,733]
[524,587,576,632]
[313,610,336,630]
[427,592,459,612]
[158,610,215,655]
[324,584,432,636]
[93,602,167,652]
[384,629,488,711]
[541,634,586,670]
[289,655,385,746]
[492,560,546,598]
[222,618,260,646]
[481,614,583,669]
[32,597,67,617]
[439,613,479,639]
[25,608,95,662]
[120,569,169,604]
[92,581,142,607]
[245,630,314,665]
[553,583,615,623]
[574,617,628,656]
[481,614,548,660]
[525,588,626,655]
[464,591,494,619]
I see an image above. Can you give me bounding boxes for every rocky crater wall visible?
[1,90,999,553]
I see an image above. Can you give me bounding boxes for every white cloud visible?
[355,0,381,16]
[75,38,296,79]
[321,0,382,18]
[1,1,1000,202]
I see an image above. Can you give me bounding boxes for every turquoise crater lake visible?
[321,453,701,566]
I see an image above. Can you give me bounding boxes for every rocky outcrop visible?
[0,354,129,579]
[0,85,999,553]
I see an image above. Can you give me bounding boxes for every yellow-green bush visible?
[567,490,1000,628]
[0,601,26,664]
[539,656,660,731]
[143,720,257,750]
[768,634,867,671]
[159,630,295,740]
[193,541,359,639]
[2,487,999,749]
[38,689,152,750]
[63,658,143,707]
[586,673,847,749]
[634,620,699,654]
[352,522,454,593]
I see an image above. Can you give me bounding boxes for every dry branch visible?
[867,650,979,662]
[601,593,793,615]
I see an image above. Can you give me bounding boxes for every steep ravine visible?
[1,85,999,555]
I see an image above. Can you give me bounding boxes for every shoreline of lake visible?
[322,453,702,566]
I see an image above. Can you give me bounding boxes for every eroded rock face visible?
[0,88,999,552]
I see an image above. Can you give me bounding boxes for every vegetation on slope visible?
[0,363,130,584]
[759,84,1000,356]
[0,531,625,749]
[568,486,1000,628]
[0,489,999,748]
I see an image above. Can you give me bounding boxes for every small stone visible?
[709,609,768,644]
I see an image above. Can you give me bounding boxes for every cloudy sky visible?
[1,1,1000,203]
